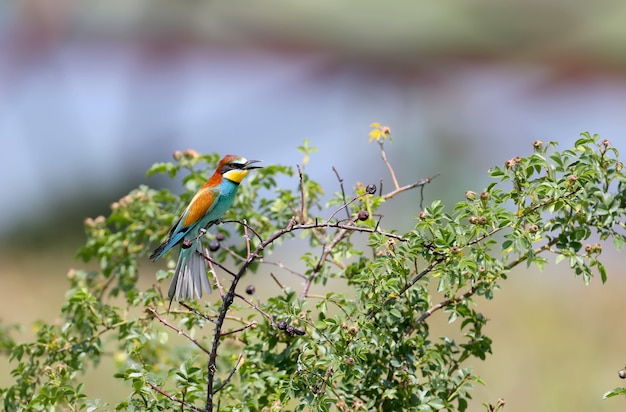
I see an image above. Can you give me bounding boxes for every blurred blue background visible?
[1,1,625,410]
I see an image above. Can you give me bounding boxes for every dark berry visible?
[619,369,626,379]
[285,325,295,336]
[357,210,369,221]
[245,285,255,295]
[215,232,225,241]
[208,240,220,251]
[365,184,377,195]
[276,320,287,330]
[182,239,193,249]
[293,326,305,336]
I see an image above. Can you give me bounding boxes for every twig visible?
[262,260,306,279]
[56,318,141,353]
[378,141,400,189]
[326,194,364,222]
[503,238,557,270]
[297,164,305,223]
[206,250,225,299]
[270,272,287,291]
[243,219,251,257]
[212,352,244,394]
[234,293,275,325]
[332,166,351,220]
[220,219,264,244]
[201,250,237,278]
[220,321,258,337]
[301,218,356,299]
[294,221,406,241]
[178,301,216,324]
[416,286,477,324]
[366,257,445,320]
[383,175,439,200]
[224,248,307,280]
[398,257,445,297]
[147,307,211,355]
[147,382,205,412]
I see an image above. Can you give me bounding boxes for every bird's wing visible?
[149,186,221,261]
[181,185,221,228]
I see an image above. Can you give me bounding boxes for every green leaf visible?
[603,387,626,399]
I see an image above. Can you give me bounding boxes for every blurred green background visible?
[1,1,625,410]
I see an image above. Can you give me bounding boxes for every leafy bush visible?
[1,130,625,411]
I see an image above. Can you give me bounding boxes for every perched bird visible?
[150,154,261,304]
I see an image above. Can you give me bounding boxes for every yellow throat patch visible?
[223,169,250,184]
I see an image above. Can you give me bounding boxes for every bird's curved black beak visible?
[244,159,263,170]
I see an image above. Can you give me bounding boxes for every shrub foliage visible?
[1,130,625,411]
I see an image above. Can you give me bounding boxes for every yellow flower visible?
[369,122,391,142]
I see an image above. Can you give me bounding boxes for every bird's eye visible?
[231,162,245,170]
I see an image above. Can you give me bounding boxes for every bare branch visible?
[201,250,237,278]
[378,140,400,190]
[261,260,306,279]
[270,272,287,291]
[147,382,205,412]
[220,321,258,337]
[207,250,225,299]
[294,221,406,242]
[383,174,440,201]
[234,293,275,325]
[301,218,356,299]
[212,352,244,394]
[147,307,211,355]
[221,219,264,244]
[332,166,351,220]
[243,219,252,257]
[178,301,216,324]
[297,164,305,223]
[326,194,364,222]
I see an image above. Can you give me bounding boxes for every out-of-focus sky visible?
[1,1,625,410]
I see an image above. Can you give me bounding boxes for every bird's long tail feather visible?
[168,240,211,308]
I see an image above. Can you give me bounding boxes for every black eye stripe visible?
[220,162,245,174]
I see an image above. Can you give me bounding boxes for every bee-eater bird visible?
[150,155,261,304]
